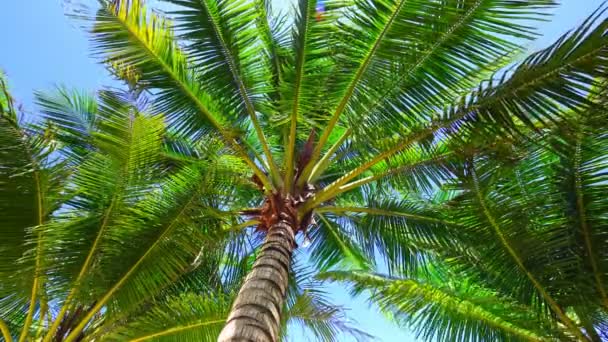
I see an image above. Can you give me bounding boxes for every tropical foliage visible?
[0,0,607,341]
[0,82,361,341]
[323,90,608,341]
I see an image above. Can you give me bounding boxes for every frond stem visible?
[0,319,12,342]
[63,190,205,342]
[283,0,311,191]
[300,127,440,214]
[43,197,118,342]
[11,122,46,342]
[127,319,225,342]
[316,206,458,226]
[35,298,48,339]
[573,137,608,308]
[312,0,408,169]
[105,2,273,191]
[19,177,44,342]
[224,219,260,232]
[317,213,366,269]
[299,128,351,187]
[470,166,588,341]
[199,0,281,186]
[334,153,451,197]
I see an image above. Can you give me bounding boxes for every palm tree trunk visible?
[218,216,295,342]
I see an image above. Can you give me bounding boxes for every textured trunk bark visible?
[218,217,295,342]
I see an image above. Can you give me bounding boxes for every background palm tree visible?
[1,0,607,341]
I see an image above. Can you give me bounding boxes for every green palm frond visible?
[277,0,360,158]
[165,0,281,182]
[86,244,234,341]
[313,0,555,160]
[252,0,290,92]
[0,77,69,341]
[448,156,588,338]
[35,87,98,162]
[282,0,315,188]
[64,167,232,338]
[342,0,553,140]
[439,85,608,340]
[313,0,413,160]
[441,6,608,134]
[50,97,257,341]
[283,256,372,342]
[307,213,371,272]
[92,1,229,134]
[309,5,608,206]
[105,293,230,341]
[319,196,456,276]
[548,99,608,309]
[0,74,15,115]
[167,0,267,114]
[0,90,43,307]
[89,0,271,188]
[38,89,169,339]
[320,270,558,342]
[0,86,258,342]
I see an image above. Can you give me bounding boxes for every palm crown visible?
[1,0,607,341]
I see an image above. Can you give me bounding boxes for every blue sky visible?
[0,1,604,341]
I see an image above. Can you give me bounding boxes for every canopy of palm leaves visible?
[322,90,608,341]
[0,82,364,341]
[1,0,607,341]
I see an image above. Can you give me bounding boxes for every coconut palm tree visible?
[2,0,608,340]
[0,80,364,341]
[83,1,608,340]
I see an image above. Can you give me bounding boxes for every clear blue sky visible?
[0,1,604,341]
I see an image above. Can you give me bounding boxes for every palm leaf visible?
[34,87,98,163]
[89,0,271,188]
[165,0,281,182]
[0,78,67,341]
[321,270,558,342]
[441,5,608,134]
[105,293,229,341]
[307,4,608,205]
[307,213,371,272]
[321,196,456,276]
[313,0,555,162]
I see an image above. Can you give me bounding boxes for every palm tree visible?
[0,81,364,341]
[2,0,608,340]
